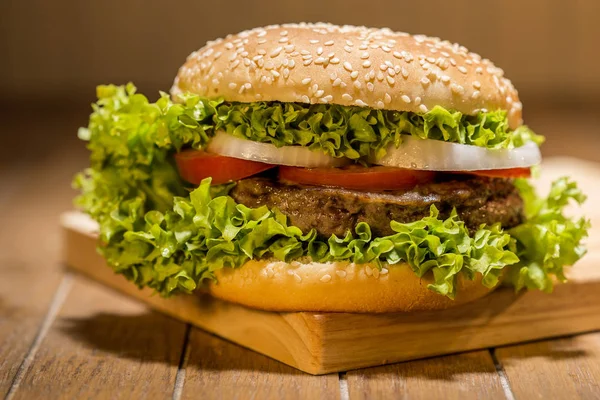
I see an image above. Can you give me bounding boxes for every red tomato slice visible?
[279,165,437,191]
[175,150,275,185]
[466,167,531,179]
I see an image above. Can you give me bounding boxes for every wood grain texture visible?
[11,276,187,400]
[496,333,600,399]
[181,329,340,400]
[346,351,505,400]
[0,117,88,396]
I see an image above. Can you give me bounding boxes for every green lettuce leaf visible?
[74,83,584,300]
[508,178,590,291]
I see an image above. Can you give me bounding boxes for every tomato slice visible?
[279,165,437,191]
[466,167,532,179]
[175,150,275,185]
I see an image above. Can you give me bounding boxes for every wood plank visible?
[0,120,88,396]
[346,351,506,400]
[181,329,340,400]
[495,333,600,399]
[11,276,187,400]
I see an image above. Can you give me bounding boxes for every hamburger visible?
[75,23,589,313]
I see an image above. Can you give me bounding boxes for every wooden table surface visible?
[2,105,600,399]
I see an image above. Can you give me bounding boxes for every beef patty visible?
[230,177,524,238]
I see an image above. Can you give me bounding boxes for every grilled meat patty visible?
[230,176,524,238]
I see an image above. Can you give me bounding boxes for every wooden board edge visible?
[61,212,327,375]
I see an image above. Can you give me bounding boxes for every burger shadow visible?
[58,286,590,380]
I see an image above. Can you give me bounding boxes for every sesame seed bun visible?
[208,259,497,313]
[172,23,523,129]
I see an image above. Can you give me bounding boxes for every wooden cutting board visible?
[61,158,600,375]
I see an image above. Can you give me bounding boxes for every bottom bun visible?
[207,259,497,313]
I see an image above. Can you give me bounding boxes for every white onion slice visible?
[370,136,541,171]
[207,131,350,168]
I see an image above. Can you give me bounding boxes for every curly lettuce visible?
[74,84,585,299]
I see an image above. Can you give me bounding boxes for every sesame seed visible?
[333,78,342,87]
[329,72,337,80]
[365,266,373,276]
[473,80,481,89]
[212,78,219,85]
[426,56,435,63]
[301,50,310,55]
[303,59,313,66]
[381,45,391,52]
[271,70,280,77]
[314,57,326,64]
[330,57,340,64]
[362,60,372,68]
[324,40,334,46]
[342,93,353,101]
[381,268,389,275]
[441,75,450,84]
[472,90,481,99]
[450,58,457,66]
[301,95,310,103]
[317,46,324,55]
[384,93,392,104]
[343,62,353,71]
[359,44,368,50]
[280,30,288,36]
[465,59,473,65]
[387,67,396,76]
[377,71,385,81]
[393,51,402,59]
[302,54,312,60]
[225,42,234,50]
[367,82,374,91]
[336,270,347,278]
[293,273,302,283]
[257,38,267,44]
[386,76,395,85]
[419,104,428,113]
[315,89,325,97]
[283,68,290,78]
[253,55,263,61]
[351,71,359,79]
[344,46,352,53]
[353,80,362,89]
[279,37,288,43]
[376,100,385,108]
[360,52,369,59]
[257,30,267,37]
[458,66,468,74]
[309,39,320,44]
[346,40,353,46]
[270,47,283,57]
[320,274,332,283]
[355,99,368,107]
[231,59,240,69]
[450,83,465,94]
[414,96,422,105]
[322,95,333,103]
[421,77,431,87]
[401,95,411,103]
[379,63,388,71]
[311,83,318,93]
[228,82,237,89]
[401,67,409,78]
[372,268,380,278]
[289,59,295,68]
[284,44,294,53]
[475,66,483,74]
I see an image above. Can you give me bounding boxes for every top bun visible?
[172,23,523,129]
